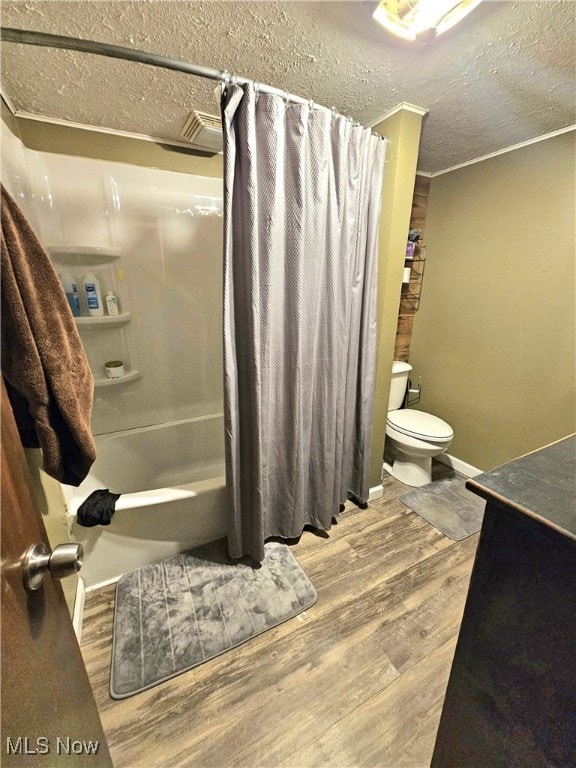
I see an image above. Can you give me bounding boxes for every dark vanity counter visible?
[466,435,576,540]
[432,435,576,768]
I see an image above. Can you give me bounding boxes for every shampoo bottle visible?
[83,272,104,317]
[105,290,119,316]
[58,268,81,317]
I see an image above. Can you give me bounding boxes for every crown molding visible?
[10,111,216,152]
[7,107,574,180]
[427,125,576,177]
[368,101,429,128]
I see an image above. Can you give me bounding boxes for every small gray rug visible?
[400,473,485,540]
[111,539,317,699]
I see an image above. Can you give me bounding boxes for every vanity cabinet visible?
[432,436,576,768]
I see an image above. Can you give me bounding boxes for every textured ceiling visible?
[1,1,575,173]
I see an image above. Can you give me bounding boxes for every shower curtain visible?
[222,83,386,561]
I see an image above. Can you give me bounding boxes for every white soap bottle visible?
[83,272,104,317]
[105,290,119,316]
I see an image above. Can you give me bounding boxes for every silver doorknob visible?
[23,542,83,591]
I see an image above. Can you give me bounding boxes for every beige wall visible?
[410,131,576,471]
[1,99,19,135]
[369,108,424,487]
[14,114,223,177]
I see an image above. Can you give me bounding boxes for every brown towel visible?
[1,183,96,486]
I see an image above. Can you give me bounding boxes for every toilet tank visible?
[388,361,412,411]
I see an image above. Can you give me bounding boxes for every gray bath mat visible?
[400,473,485,540]
[111,539,317,699]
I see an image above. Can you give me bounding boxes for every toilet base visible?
[386,455,432,487]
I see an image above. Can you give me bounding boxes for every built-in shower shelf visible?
[76,312,131,328]
[47,245,122,264]
[93,371,141,388]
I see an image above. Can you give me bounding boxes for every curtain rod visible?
[1,27,267,94]
[1,26,385,137]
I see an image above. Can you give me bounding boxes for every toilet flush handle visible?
[407,376,422,406]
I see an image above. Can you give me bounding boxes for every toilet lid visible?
[387,409,453,440]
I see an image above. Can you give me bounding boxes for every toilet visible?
[384,361,453,487]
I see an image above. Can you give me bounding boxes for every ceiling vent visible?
[181,110,223,152]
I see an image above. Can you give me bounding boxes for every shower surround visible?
[2,118,226,587]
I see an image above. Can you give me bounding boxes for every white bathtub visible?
[62,415,227,588]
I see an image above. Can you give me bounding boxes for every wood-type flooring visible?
[80,464,478,768]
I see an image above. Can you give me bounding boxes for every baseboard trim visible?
[368,484,384,501]
[382,461,394,478]
[85,575,122,593]
[437,453,482,478]
[72,577,86,644]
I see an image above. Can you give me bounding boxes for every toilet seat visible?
[386,409,453,442]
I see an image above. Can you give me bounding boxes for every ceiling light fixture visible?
[372,0,483,42]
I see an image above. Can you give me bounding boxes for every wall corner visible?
[369,107,424,487]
